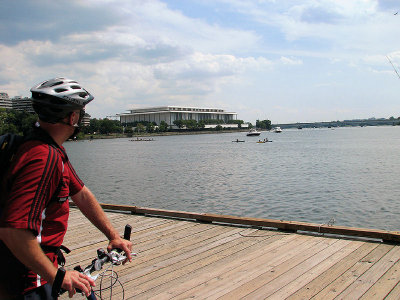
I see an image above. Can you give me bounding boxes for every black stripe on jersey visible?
[66,160,84,187]
[28,145,60,232]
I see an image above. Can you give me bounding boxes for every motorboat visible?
[246,129,261,136]
[273,127,282,133]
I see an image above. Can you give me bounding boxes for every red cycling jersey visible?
[0,129,84,295]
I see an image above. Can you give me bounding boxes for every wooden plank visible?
[118,226,252,283]
[64,216,172,251]
[65,219,194,266]
[311,243,394,299]
[266,241,364,299]
[216,238,336,300]
[134,224,232,256]
[218,237,344,300]
[147,234,311,300]
[360,259,400,299]
[286,242,379,299]
[172,235,321,300]
[336,246,400,299]
[385,281,400,300]
[241,239,353,299]
[78,202,400,242]
[125,229,263,285]
[120,228,270,299]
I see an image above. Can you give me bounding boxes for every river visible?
[65,126,400,231]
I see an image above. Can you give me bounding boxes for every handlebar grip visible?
[114,224,132,254]
[123,224,132,240]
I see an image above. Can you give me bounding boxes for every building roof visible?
[121,105,236,115]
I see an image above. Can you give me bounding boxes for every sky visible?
[1,0,400,124]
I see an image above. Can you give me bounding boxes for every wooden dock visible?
[62,206,400,299]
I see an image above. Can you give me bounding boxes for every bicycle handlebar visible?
[82,224,134,277]
[56,224,135,299]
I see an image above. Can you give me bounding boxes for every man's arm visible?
[71,186,133,260]
[0,227,94,297]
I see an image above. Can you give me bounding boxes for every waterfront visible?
[65,126,400,232]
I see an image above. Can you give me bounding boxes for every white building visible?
[12,96,35,113]
[0,94,35,113]
[0,92,12,110]
[119,106,237,126]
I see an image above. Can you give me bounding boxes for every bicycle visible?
[53,224,136,299]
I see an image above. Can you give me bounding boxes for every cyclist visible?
[0,78,133,299]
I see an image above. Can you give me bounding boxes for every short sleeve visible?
[0,142,63,235]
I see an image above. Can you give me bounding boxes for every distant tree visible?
[146,122,155,133]
[21,113,38,135]
[159,121,169,132]
[88,118,101,134]
[0,109,37,135]
[99,118,122,134]
[256,119,272,130]
[215,124,223,131]
[124,127,134,137]
[173,120,184,129]
[184,119,198,130]
[227,119,244,125]
[136,123,145,133]
[0,123,18,135]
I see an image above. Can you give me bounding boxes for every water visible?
[65,126,400,231]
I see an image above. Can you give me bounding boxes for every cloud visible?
[0,0,118,45]
[280,56,303,65]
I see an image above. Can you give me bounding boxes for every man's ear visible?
[66,112,75,126]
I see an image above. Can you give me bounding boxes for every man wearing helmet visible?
[0,78,132,299]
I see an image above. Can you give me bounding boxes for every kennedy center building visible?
[119,106,237,126]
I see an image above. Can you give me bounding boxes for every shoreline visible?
[80,129,252,140]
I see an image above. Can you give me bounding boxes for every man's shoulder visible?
[19,139,54,154]
[15,140,63,168]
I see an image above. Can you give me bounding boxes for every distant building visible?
[0,92,12,109]
[12,96,35,113]
[0,93,35,113]
[82,112,91,127]
[119,106,237,126]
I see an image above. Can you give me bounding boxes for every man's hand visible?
[61,270,95,298]
[107,237,133,262]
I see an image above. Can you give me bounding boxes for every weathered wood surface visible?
[86,203,400,243]
[62,208,400,299]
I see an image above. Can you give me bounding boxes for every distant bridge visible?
[274,118,398,129]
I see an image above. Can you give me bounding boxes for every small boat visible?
[257,138,272,143]
[246,129,261,136]
[232,139,245,142]
[130,138,155,141]
[273,127,282,133]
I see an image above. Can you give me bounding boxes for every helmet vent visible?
[71,85,81,90]
[49,81,64,87]
[78,92,88,98]
[55,88,68,93]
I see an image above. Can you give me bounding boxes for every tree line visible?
[0,109,251,138]
[0,109,124,137]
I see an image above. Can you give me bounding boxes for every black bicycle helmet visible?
[31,77,94,123]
